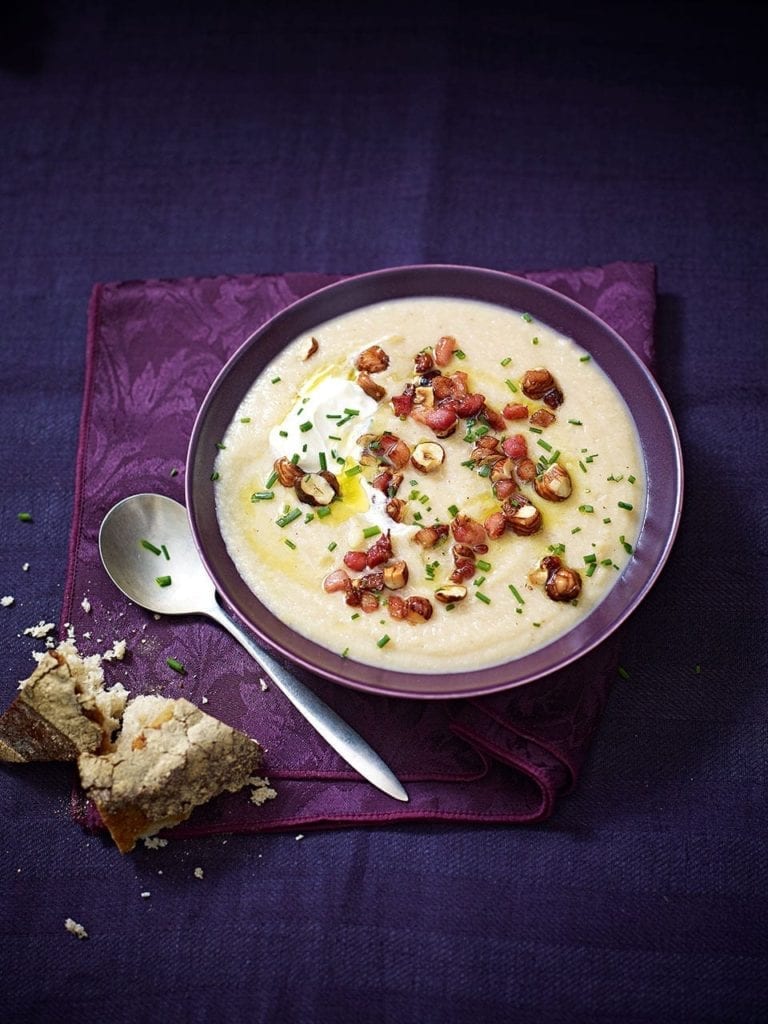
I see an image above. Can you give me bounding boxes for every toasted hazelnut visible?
[295,473,336,506]
[413,524,450,548]
[489,457,515,482]
[502,496,543,536]
[414,351,434,374]
[404,595,433,623]
[515,457,537,482]
[357,371,386,401]
[274,456,304,487]
[355,344,389,374]
[534,463,572,502]
[434,584,468,604]
[411,441,445,473]
[385,497,407,523]
[413,386,435,408]
[382,560,409,589]
[540,555,582,602]
[520,367,556,400]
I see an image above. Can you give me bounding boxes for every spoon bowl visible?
[98,492,408,802]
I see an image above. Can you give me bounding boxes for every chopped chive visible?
[601,558,613,566]
[363,525,381,539]
[328,541,337,552]
[474,576,486,587]
[532,622,541,628]
[284,538,297,550]
[290,453,300,464]
[603,517,612,524]
[455,349,466,359]
[500,356,512,366]
[568,419,583,426]
[140,539,162,555]
[585,563,597,577]
[166,657,186,674]
[522,312,533,323]
[341,647,349,658]
[210,472,220,481]
[536,439,552,452]
[617,665,630,680]
[448,504,459,518]
[548,544,565,556]
[505,379,518,393]
[215,441,226,450]
[271,376,281,384]
[571,526,582,534]
[508,585,525,605]
[316,506,332,519]
[161,544,170,560]
[251,490,275,501]
[155,575,172,587]
[583,554,597,564]
[529,426,543,434]
[278,430,288,438]
[548,450,561,465]
[532,336,539,345]
[377,634,391,648]
[477,464,492,478]
[319,451,327,471]
[579,461,587,473]
[419,494,430,504]
[579,355,591,362]
[328,434,342,442]
[475,592,491,604]
[265,471,278,489]
[240,416,251,423]
[476,559,491,572]
[299,421,313,433]
[304,513,314,523]
[345,464,363,477]
[276,508,301,527]
[628,474,636,484]
[619,535,634,554]
[579,504,594,513]
[618,501,634,511]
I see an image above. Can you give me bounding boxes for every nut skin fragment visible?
[540,556,582,602]
[301,336,319,361]
[411,441,446,473]
[355,344,390,374]
[534,463,572,502]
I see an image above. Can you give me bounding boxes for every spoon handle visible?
[207,603,409,803]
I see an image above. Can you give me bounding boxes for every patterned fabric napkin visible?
[66,262,656,835]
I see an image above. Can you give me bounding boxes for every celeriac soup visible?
[214,297,643,673]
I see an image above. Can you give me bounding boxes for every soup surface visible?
[215,297,643,674]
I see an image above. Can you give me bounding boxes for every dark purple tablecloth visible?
[65,261,654,836]
[1,3,765,1022]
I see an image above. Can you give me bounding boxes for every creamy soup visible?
[214,297,643,674]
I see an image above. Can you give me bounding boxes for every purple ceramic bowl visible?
[186,265,683,699]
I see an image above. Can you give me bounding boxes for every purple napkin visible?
[65,262,656,835]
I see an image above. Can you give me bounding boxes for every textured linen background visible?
[65,261,654,834]
[1,3,765,1023]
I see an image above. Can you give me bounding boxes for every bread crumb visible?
[102,639,126,662]
[143,837,168,850]
[22,563,30,572]
[295,834,304,841]
[193,867,204,879]
[1,596,14,607]
[248,776,277,806]
[64,918,88,940]
[23,621,55,638]
[259,679,268,692]
[81,598,91,614]
[140,891,151,899]
[201,696,209,705]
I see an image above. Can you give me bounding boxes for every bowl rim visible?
[186,263,684,699]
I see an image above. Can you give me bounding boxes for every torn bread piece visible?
[77,695,263,853]
[0,641,128,763]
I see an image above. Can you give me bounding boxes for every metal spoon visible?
[98,492,408,802]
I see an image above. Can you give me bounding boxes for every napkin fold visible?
[65,261,656,835]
